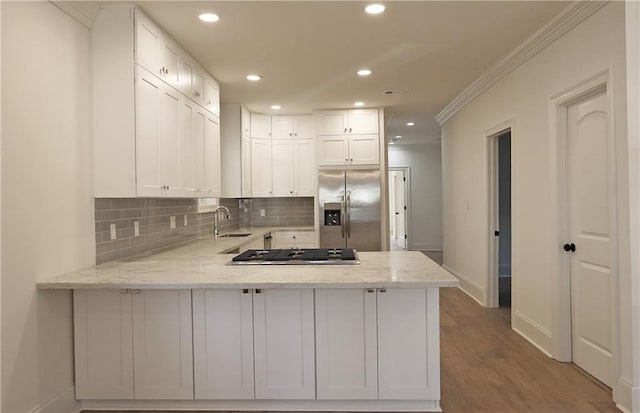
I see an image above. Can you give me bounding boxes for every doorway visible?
[488,128,512,309]
[388,168,409,251]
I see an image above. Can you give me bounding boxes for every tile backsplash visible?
[94,197,313,264]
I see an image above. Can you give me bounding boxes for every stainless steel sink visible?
[219,233,252,238]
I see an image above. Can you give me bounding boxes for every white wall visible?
[1,2,93,412]
[441,2,633,408]
[388,143,443,250]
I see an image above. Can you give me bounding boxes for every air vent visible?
[384,89,411,95]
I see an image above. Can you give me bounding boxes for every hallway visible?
[440,287,617,412]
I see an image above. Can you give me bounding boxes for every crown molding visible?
[50,1,100,29]
[435,1,608,126]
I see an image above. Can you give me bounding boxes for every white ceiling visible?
[135,1,568,145]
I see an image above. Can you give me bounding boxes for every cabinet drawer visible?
[275,231,315,248]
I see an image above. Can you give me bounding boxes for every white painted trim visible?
[435,1,608,125]
[442,264,484,306]
[50,1,99,29]
[389,166,411,250]
[28,385,79,413]
[80,399,442,412]
[616,377,640,413]
[413,244,442,251]
[512,311,553,358]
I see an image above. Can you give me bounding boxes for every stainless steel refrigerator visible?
[319,169,381,251]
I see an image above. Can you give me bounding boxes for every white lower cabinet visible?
[74,289,193,400]
[315,289,378,399]
[253,289,316,399]
[132,290,194,400]
[192,289,255,399]
[274,230,316,249]
[377,288,440,400]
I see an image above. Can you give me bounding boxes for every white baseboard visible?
[29,385,79,413]
[412,242,442,251]
[512,310,553,357]
[441,264,484,306]
[616,377,640,413]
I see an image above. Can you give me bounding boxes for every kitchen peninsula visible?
[38,233,458,412]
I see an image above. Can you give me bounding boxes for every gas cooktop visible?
[229,248,360,265]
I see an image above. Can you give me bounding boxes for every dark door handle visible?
[494,231,499,236]
[563,243,576,252]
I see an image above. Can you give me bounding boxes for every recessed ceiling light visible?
[198,13,219,23]
[365,4,386,14]
[270,105,282,110]
[406,122,415,126]
[357,69,372,77]
[395,135,402,138]
[354,102,365,107]
[246,74,262,81]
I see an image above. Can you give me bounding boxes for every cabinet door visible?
[193,108,206,194]
[157,83,182,196]
[271,116,294,139]
[348,134,379,165]
[180,99,196,196]
[204,78,220,116]
[293,115,314,139]
[316,111,348,136]
[179,57,194,97]
[193,290,254,399]
[251,113,272,139]
[192,69,205,105]
[132,290,193,400]
[241,106,251,135]
[272,139,294,196]
[160,39,180,88]
[241,135,252,197]
[348,109,378,134]
[204,115,221,197]
[315,289,378,400]
[293,139,316,196]
[135,11,161,76]
[74,290,134,400]
[317,135,349,166]
[253,289,315,399]
[135,69,163,196]
[377,288,440,400]
[250,138,272,197]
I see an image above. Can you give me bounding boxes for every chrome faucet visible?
[213,205,231,237]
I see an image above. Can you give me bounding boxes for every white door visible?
[251,138,273,197]
[74,290,134,400]
[132,290,194,400]
[192,289,255,399]
[251,113,271,139]
[157,83,181,196]
[179,57,194,97]
[272,139,294,196]
[241,135,252,197]
[135,12,161,76]
[316,111,348,135]
[348,134,379,165]
[567,90,613,387]
[135,68,162,197]
[204,79,220,116]
[253,289,315,399]
[160,39,180,88]
[348,109,379,134]
[293,139,316,196]
[192,69,205,105]
[396,171,407,249]
[318,136,349,166]
[271,115,294,139]
[377,288,440,400]
[315,289,378,400]
[204,115,221,197]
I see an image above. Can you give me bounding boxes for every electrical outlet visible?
[134,221,140,237]
[110,224,117,240]
[183,215,188,226]
[260,208,266,217]
[170,216,176,229]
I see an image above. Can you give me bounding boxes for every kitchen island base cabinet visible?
[73,290,193,401]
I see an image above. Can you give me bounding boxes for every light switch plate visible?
[133,221,140,237]
[110,224,117,240]
[170,216,176,229]
[260,209,266,217]
[183,215,188,226]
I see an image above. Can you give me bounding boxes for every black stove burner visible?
[231,248,358,263]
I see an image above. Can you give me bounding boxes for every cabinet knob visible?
[350,158,354,163]
[380,288,387,293]
[294,133,298,136]
[255,289,262,294]
[349,128,352,133]
[290,191,293,194]
[289,132,292,136]
[242,289,249,294]
[367,288,375,293]
[344,128,347,133]
[292,235,296,239]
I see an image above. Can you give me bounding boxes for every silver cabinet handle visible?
[380,288,386,293]
[367,288,375,293]
[349,127,352,133]
[346,190,351,238]
[340,190,345,239]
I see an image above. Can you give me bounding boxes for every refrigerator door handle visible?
[346,190,351,238]
[340,190,346,239]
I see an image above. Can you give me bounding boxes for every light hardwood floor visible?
[83,289,618,413]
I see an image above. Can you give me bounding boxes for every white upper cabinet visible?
[241,135,252,197]
[271,115,314,139]
[293,139,316,196]
[272,139,295,196]
[251,113,272,139]
[204,114,221,197]
[92,6,221,198]
[316,109,380,166]
[251,138,273,197]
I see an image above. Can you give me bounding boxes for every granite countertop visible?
[37,226,458,290]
